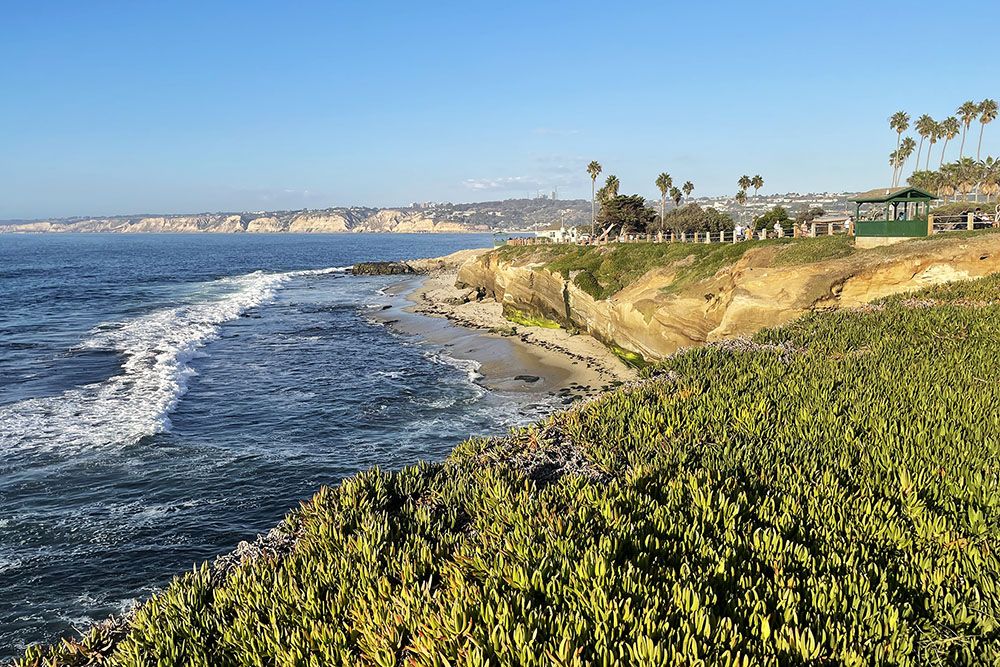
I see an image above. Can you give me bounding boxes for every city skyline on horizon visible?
[3,1,999,219]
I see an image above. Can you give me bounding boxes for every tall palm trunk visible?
[892,132,902,185]
[940,139,950,167]
[959,126,968,159]
[977,124,986,161]
[590,179,596,237]
[925,142,934,171]
[914,137,924,176]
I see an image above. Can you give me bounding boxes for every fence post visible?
[968,212,975,231]
[927,214,934,235]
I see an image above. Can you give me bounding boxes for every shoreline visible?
[372,249,637,400]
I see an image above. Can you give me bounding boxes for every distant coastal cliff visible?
[0,198,590,234]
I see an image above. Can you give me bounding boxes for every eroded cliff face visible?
[456,234,1000,360]
[355,210,488,233]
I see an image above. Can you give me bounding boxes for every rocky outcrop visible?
[352,261,416,275]
[456,234,1000,361]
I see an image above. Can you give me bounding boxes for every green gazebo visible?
[850,186,937,248]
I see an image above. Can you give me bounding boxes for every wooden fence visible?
[511,220,852,247]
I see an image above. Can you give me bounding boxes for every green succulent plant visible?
[17,274,1000,666]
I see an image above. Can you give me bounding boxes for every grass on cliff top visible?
[20,274,1000,666]
[496,236,859,300]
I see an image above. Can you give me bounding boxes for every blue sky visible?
[2,1,998,219]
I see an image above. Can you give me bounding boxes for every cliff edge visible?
[456,232,1000,361]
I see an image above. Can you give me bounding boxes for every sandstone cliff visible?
[0,199,567,234]
[455,233,1000,361]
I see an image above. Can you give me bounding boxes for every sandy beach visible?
[373,249,637,402]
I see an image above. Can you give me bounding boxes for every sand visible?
[378,248,637,400]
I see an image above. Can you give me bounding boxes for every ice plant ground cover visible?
[19,275,1000,666]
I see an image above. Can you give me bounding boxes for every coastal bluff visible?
[454,232,1000,361]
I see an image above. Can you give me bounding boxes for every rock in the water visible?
[352,261,415,276]
[515,374,541,383]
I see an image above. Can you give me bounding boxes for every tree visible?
[954,157,978,201]
[735,189,748,224]
[925,120,940,171]
[894,137,916,187]
[750,175,763,199]
[595,194,656,236]
[980,156,1000,201]
[957,101,979,159]
[976,99,998,161]
[753,205,789,231]
[660,204,734,235]
[682,181,694,202]
[655,172,672,230]
[889,111,910,182]
[596,174,619,205]
[738,175,752,193]
[907,169,939,194]
[914,115,935,175]
[794,206,825,225]
[669,186,682,208]
[586,161,602,236]
[939,117,960,166]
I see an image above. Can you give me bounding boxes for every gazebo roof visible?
[850,186,937,204]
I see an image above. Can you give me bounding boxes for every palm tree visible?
[888,150,899,187]
[750,175,763,199]
[669,186,682,208]
[655,172,672,230]
[939,162,959,201]
[957,101,979,159]
[735,189,748,225]
[889,110,910,170]
[738,175,752,192]
[895,137,916,186]
[980,157,1000,202]
[973,157,996,203]
[586,161,602,236]
[925,120,940,171]
[682,181,694,202]
[939,117,960,167]
[596,174,619,207]
[955,157,978,202]
[914,115,935,175]
[605,174,619,198]
[976,99,998,161]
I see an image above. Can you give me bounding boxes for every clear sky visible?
[2,1,998,219]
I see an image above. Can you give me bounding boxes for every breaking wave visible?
[0,268,346,452]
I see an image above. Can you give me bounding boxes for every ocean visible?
[0,233,551,657]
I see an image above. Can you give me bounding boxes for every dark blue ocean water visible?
[0,233,542,657]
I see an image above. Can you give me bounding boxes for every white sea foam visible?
[0,268,340,452]
[425,351,484,383]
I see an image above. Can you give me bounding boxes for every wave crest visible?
[0,268,340,452]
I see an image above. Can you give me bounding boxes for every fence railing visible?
[567,221,850,246]
[930,212,999,234]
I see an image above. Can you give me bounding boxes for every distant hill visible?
[0,199,591,234]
